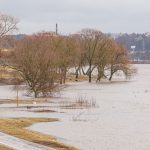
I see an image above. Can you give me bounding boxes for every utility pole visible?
[56,23,58,35]
[142,38,145,51]
[16,85,19,107]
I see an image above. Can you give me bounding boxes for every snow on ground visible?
[1,64,150,150]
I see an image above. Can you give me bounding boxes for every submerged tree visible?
[10,33,59,97]
[66,34,84,80]
[94,38,112,82]
[108,42,132,81]
[3,27,135,97]
[79,29,104,82]
[56,36,74,84]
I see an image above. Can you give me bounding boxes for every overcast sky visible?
[0,0,150,34]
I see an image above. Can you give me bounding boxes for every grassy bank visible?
[0,145,13,150]
[0,99,49,105]
[0,118,77,150]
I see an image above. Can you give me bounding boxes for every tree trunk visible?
[60,78,63,84]
[16,85,19,107]
[89,71,92,83]
[97,67,104,82]
[34,91,38,98]
[63,67,67,84]
[109,75,112,81]
[75,73,78,79]
[75,69,79,80]
[60,68,63,84]
[63,73,66,84]
[109,66,113,81]
[88,65,92,83]
[97,73,101,82]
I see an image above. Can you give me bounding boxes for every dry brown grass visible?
[66,74,89,82]
[66,74,97,82]
[0,118,77,150]
[58,96,98,110]
[0,66,15,79]
[0,145,13,150]
[0,99,49,105]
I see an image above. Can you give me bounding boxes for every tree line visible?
[0,13,135,98]
[113,33,150,51]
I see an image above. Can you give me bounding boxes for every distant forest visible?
[108,33,150,61]
[2,33,150,61]
[13,33,150,51]
[110,33,150,51]
[3,33,150,51]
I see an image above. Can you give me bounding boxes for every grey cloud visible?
[0,0,150,34]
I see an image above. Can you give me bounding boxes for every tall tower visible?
[56,23,58,35]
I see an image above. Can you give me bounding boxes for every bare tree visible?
[94,37,112,82]
[65,35,83,80]
[9,33,58,98]
[53,36,68,84]
[108,42,132,81]
[0,13,18,81]
[0,13,18,38]
[55,35,76,84]
[79,29,104,82]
